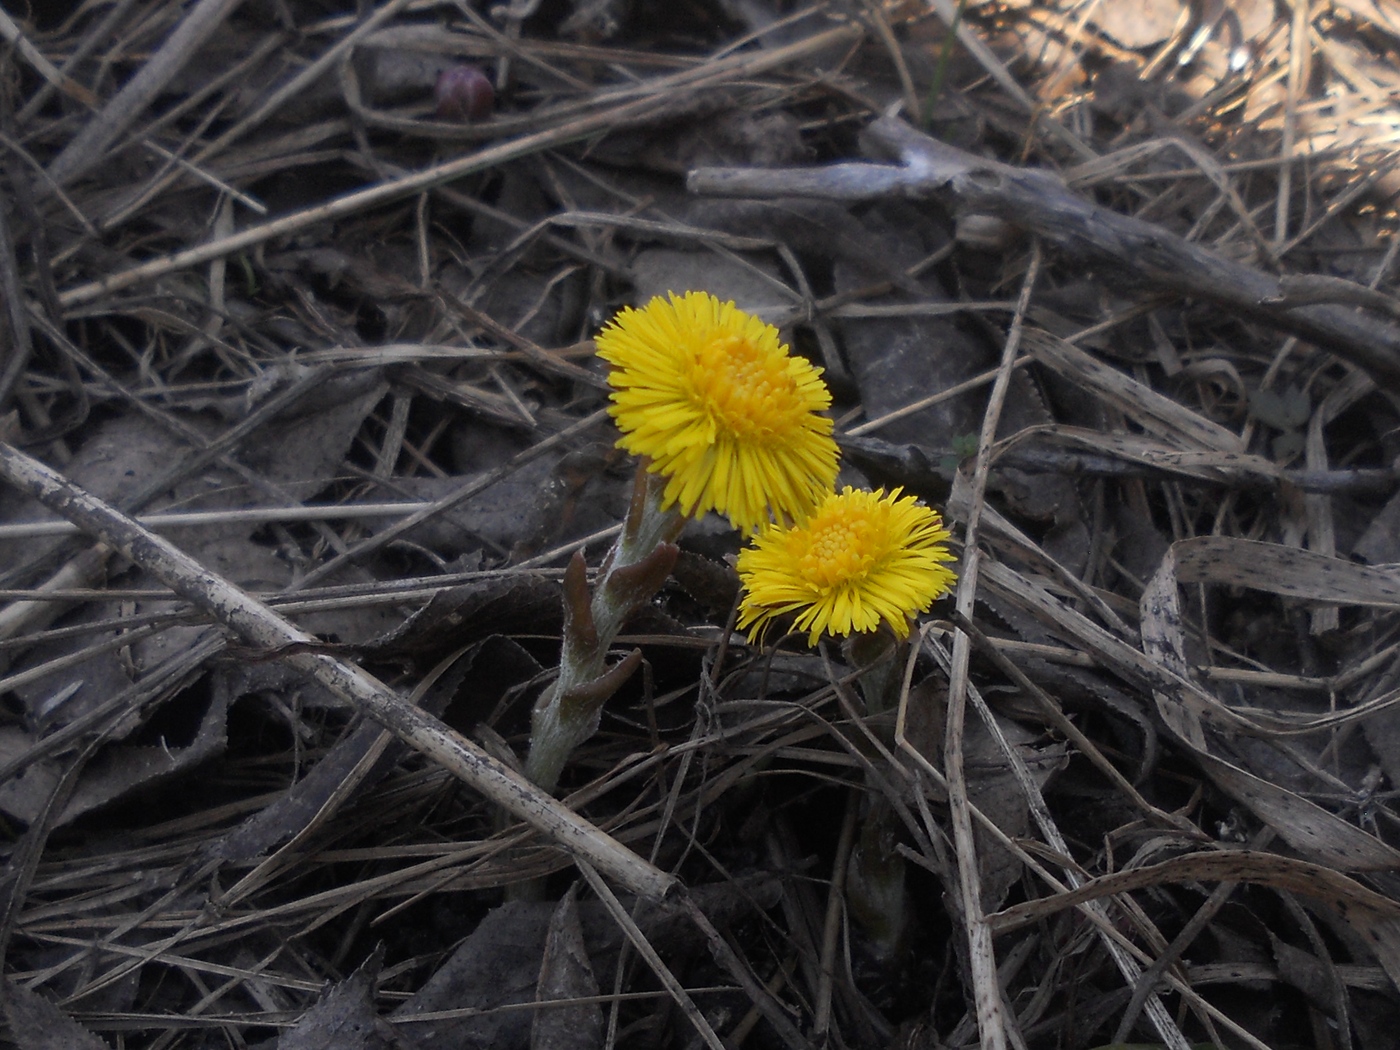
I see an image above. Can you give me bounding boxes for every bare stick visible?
[689,115,1400,386]
[43,0,246,188]
[938,244,1043,1050]
[57,22,861,310]
[0,441,675,903]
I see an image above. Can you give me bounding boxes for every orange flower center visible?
[688,334,805,440]
[796,504,885,589]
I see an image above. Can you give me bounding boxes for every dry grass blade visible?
[1168,535,1400,608]
[937,241,1042,1050]
[6,0,1400,1045]
[0,441,673,902]
[575,863,724,1050]
[57,22,861,309]
[1022,329,1243,452]
[988,850,1400,953]
[41,0,245,190]
[690,115,1400,386]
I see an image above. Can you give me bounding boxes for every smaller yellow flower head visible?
[737,487,957,646]
[595,291,839,532]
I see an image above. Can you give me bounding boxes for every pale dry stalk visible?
[0,440,674,902]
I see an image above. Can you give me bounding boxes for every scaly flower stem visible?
[846,793,909,962]
[843,627,912,962]
[846,627,905,720]
[525,467,681,794]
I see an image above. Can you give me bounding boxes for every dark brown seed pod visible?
[434,65,494,122]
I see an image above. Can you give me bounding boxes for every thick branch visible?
[0,441,675,903]
[689,115,1400,386]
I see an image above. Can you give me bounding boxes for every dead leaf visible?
[628,248,786,318]
[965,713,1069,908]
[204,642,470,867]
[1192,749,1400,872]
[987,848,1400,992]
[1354,489,1400,564]
[0,415,171,578]
[361,579,563,658]
[0,672,230,827]
[533,886,603,1050]
[1168,535,1400,608]
[1141,538,1400,870]
[1,979,111,1050]
[360,456,627,561]
[6,374,386,731]
[393,901,552,1050]
[392,880,783,1049]
[278,948,393,1050]
[897,663,1068,909]
[1024,328,1244,452]
[836,208,990,453]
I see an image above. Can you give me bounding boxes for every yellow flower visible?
[595,291,839,532]
[737,487,957,646]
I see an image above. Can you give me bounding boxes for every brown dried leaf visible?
[628,248,787,315]
[966,712,1070,908]
[1023,329,1244,452]
[987,849,1400,992]
[1141,538,1400,870]
[278,948,392,1050]
[533,887,603,1050]
[360,456,627,561]
[393,902,551,1050]
[1,979,111,1050]
[1168,535,1400,608]
[205,643,470,866]
[1193,749,1400,872]
[0,678,231,827]
[362,576,562,657]
[0,415,171,575]
[5,374,385,729]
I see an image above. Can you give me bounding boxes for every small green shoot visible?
[940,432,981,472]
[923,0,970,128]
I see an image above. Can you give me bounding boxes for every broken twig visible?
[689,115,1400,386]
[0,441,676,902]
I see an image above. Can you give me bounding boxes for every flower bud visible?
[434,65,494,122]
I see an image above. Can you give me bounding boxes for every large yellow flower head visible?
[736,487,957,646]
[595,291,839,532]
